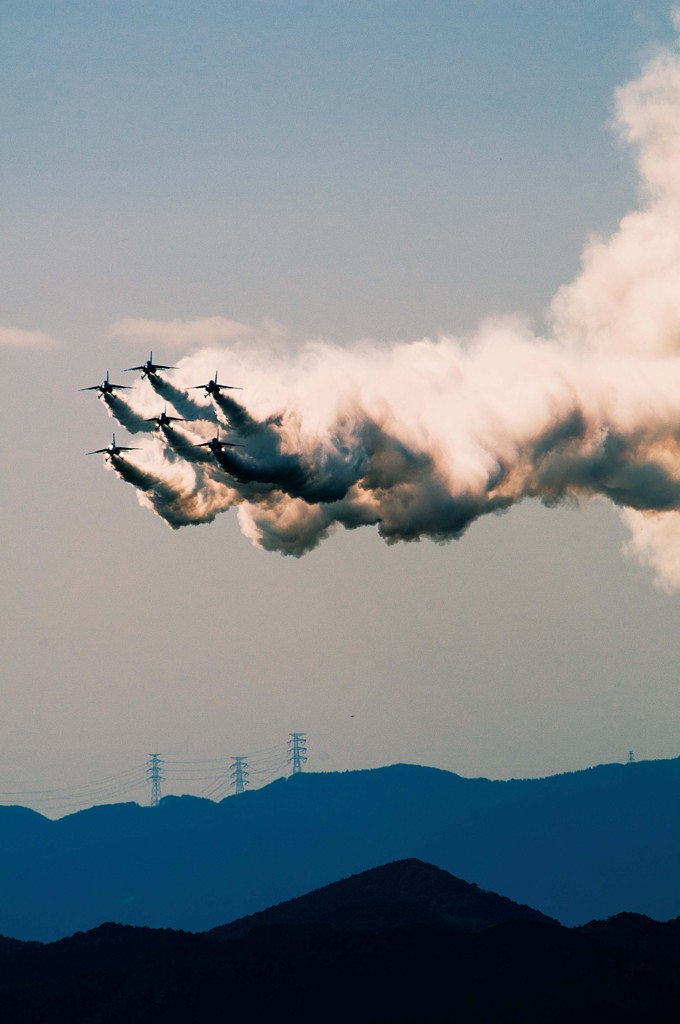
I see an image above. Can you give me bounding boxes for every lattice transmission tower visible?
[230,756,249,795]
[147,753,164,807]
[288,733,308,775]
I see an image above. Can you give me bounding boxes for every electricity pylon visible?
[147,753,164,807]
[230,756,249,795]
[288,733,307,775]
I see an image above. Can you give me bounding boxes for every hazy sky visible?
[3,1,680,816]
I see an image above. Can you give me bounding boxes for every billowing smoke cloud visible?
[92,25,680,587]
[110,451,236,527]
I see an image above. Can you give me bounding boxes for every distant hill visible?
[2,758,680,940]
[1,860,679,1023]
[578,911,680,965]
[210,857,554,938]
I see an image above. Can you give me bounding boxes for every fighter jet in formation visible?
[145,408,185,430]
[124,351,177,379]
[83,362,247,471]
[193,429,245,456]
[190,370,242,397]
[79,371,132,397]
[87,433,140,461]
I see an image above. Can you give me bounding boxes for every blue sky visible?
[2,2,680,814]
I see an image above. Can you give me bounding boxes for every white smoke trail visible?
[148,375,218,423]
[159,423,214,463]
[95,22,680,586]
[103,394,155,434]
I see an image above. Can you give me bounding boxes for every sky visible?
[3,1,680,816]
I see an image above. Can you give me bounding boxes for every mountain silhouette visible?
[2,758,680,940]
[578,911,680,964]
[1,859,680,1023]
[210,856,554,938]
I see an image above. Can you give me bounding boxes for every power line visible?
[0,764,147,798]
[0,735,310,815]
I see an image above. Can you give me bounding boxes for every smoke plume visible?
[95,27,680,587]
[103,394,154,434]
[148,375,218,423]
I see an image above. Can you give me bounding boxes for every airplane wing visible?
[218,385,243,390]
[153,363,177,370]
[193,441,245,448]
[80,386,102,391]
[123,364,145,371]
[117,446,141,452]
[110,383,133,389]
[86,448,108,455]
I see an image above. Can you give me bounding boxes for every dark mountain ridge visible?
[2,758,680,940]
[1,859,679,1023]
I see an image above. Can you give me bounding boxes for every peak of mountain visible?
[212,857,554,939]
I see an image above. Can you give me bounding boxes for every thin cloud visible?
[108,316,284,349]
[0,324,59,350]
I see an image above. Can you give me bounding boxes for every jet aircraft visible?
[194,430,245,455]
[145,408,185,429]
[189,370,242,396]
[79,371,132,397]
[124,351,177,378]
[87,433,140,461]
